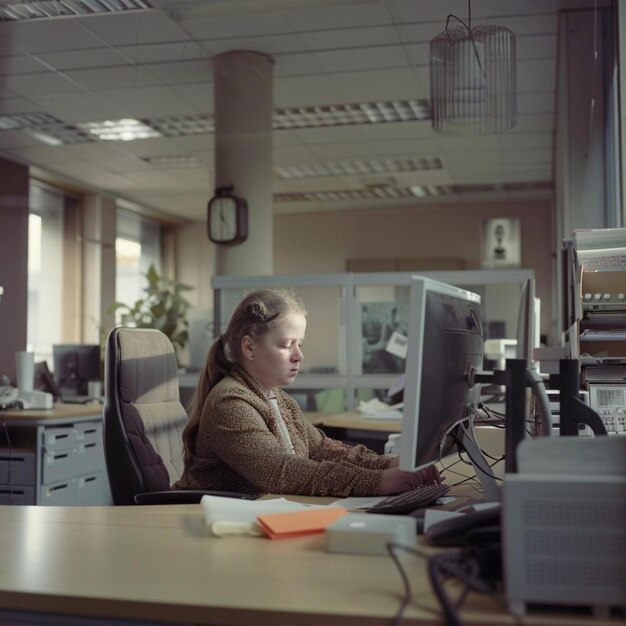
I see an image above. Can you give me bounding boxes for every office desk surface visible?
[1,402,103,425]
[0,504,621,626]
[306,411,402,432]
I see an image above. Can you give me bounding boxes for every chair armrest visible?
[134,490,257,505]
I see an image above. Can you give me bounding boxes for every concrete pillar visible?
[212,51,274,276]
[0,157,29,382]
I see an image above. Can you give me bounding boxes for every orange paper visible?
[257,507,348,539]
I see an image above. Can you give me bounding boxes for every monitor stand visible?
[457,420,502,504]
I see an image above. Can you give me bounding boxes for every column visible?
[212,51,274,276]
[0,157,29,381]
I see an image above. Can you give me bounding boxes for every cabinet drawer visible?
[75,440,104,476]
[0,485,35,505]
[75,423,102,446]
[0,450,35,485]
[44,422,102,452]
[41,479,76,506]
[44,426,76,451]
[76,472,111,505]
[42,448,78,484]
[42,441,103,485]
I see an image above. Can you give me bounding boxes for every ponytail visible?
[181,336,231,463]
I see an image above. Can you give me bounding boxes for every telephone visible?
[0,386,18,408]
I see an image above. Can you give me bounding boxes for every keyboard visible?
[366,483,450,515]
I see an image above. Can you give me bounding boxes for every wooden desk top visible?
[0,402,103,425]
[305,410,402,432]
[0,503,620,626]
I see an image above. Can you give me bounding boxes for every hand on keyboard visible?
[377,464,441,495]
[366,483,451,515]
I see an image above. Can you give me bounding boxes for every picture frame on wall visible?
[481,218,521,268]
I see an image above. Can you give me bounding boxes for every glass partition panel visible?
[212,270,534,411]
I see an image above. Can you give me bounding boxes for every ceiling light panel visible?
[0,0,153,21]
[0,112,96,143]
[142,155,202,168]
[145,115,215,136]
[273,100,430,129]
[273,181,551,203]
[274,156,443,179]
[78,119,161,141]
[275,186,436,203]
[0,112,65,130]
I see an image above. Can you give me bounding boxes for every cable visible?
[386,542,431,626]
[451,431,502,483]
[1,418,12,504]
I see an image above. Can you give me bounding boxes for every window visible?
[115,209,161,323]
[28,183,64,364]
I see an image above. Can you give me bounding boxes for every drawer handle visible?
[85,443,96,449]
[0,456,25,462]
[49,483,69,492]
[51,453,69,461]
[0,489,24,495]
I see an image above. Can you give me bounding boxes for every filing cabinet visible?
[0,405,111,506]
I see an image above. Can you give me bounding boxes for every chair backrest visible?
[103,327,189,505]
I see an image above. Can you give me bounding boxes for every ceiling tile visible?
[64,66,161,90]
[0,54,49,74]
[0,19,104,54]
[78,10,190,46]
[31,92,126,122]
[2,72,83,97]
[299,25,399,50]
[284,2,394,31]
[96,85,200,117]
[35,47,129,71]
[117,41,208,64]
[207,33,307,56]
[313,45,409,72]
[179,12,293,40]
[146,59,214,85]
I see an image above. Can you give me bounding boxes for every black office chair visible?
[103,326,254,505]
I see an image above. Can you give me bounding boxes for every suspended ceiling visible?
[0,0,610,222]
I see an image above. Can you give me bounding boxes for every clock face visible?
[208,194,247,244]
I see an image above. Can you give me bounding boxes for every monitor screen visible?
[399,277,484,472]
[53,344,101,397]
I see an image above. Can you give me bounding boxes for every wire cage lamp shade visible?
[430,23,517,135]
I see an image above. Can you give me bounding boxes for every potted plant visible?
[111,264,194,364]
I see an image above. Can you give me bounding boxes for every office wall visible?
[274,197,555,344]
[0,157,29,382]
[176,195,556,345]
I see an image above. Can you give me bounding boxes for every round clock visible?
[207,188,248,245]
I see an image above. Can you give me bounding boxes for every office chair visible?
[104,327,254,505]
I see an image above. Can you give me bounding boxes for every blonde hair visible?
[181,288,306,462]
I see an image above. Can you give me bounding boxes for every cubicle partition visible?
[210,270,534,412]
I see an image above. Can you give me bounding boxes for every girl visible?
[174,288,438,497]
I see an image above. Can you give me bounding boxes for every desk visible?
[0,403,110,505]
[305,410,401,453]
[307,411,402,433]
[0,503,621,626]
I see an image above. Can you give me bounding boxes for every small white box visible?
[325,513,416,556]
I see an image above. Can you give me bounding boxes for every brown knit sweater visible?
[173,366,391,497]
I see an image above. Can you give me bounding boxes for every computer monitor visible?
[515,277,541,364]
[53,344,101,398]
[399,277,500,501]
